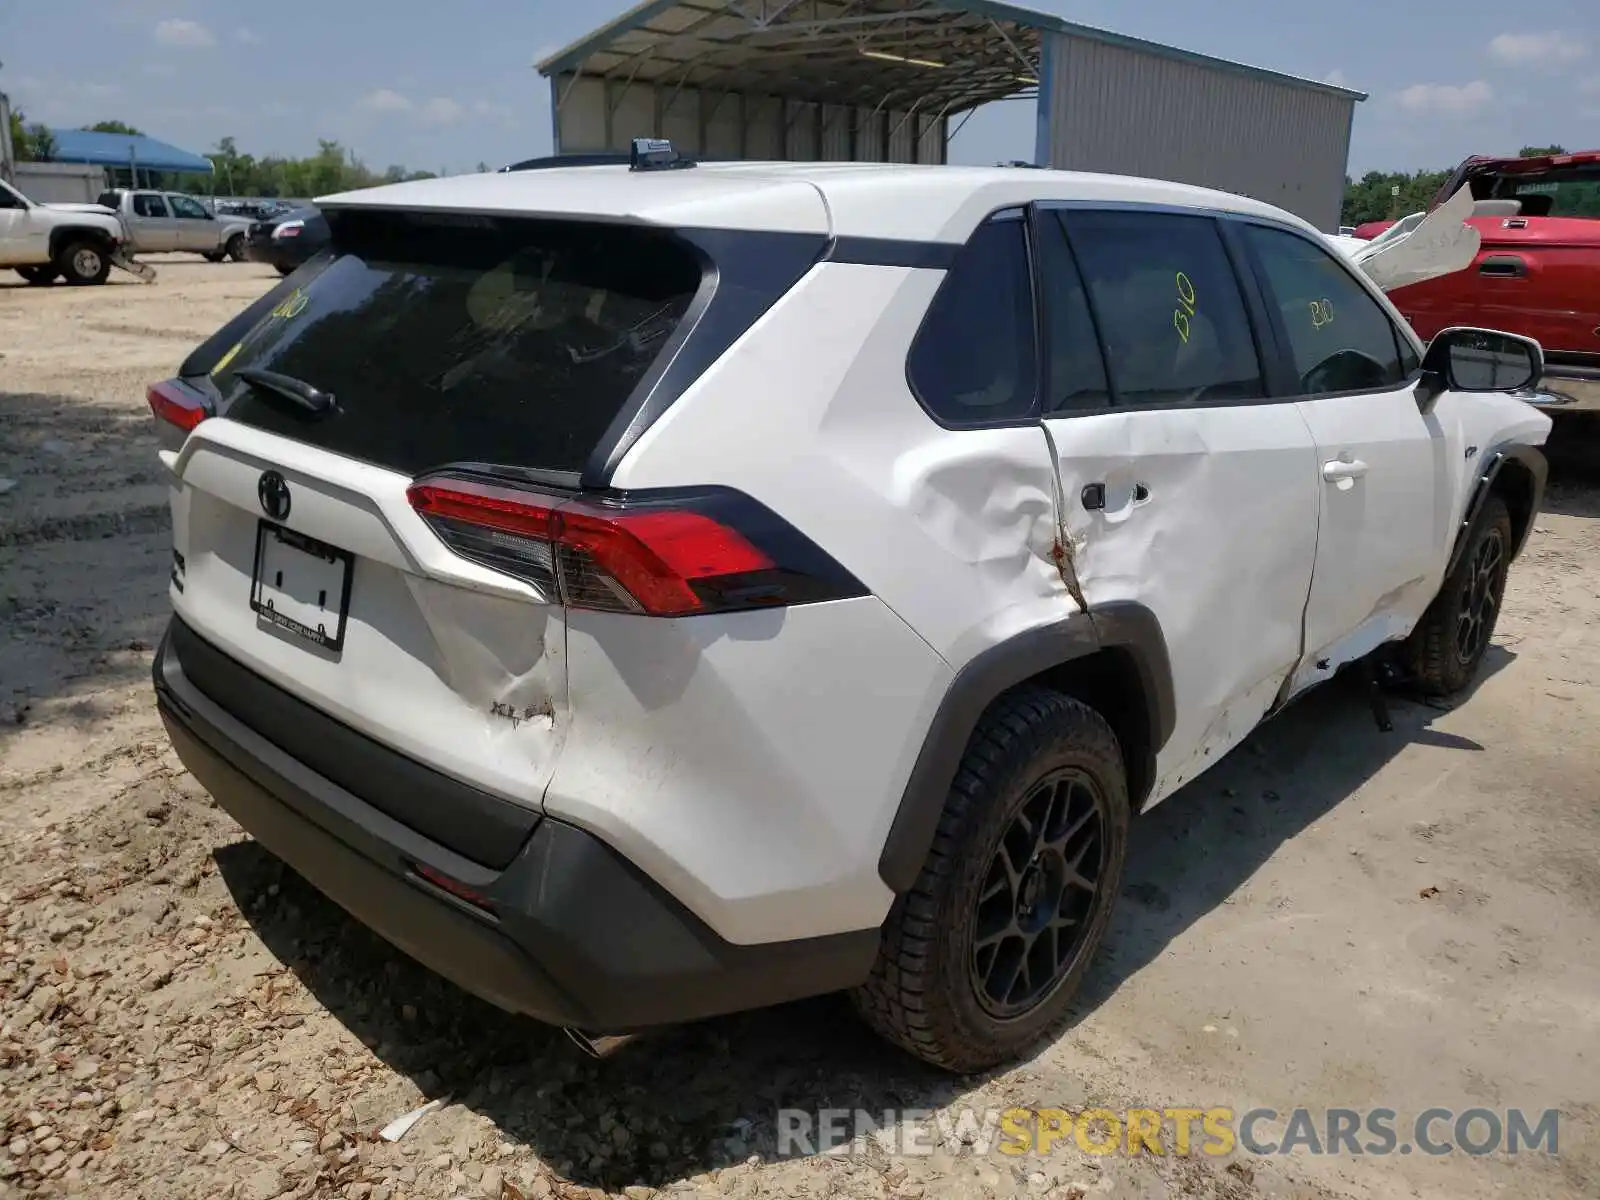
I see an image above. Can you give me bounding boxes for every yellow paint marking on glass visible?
[270,289,309,320]
[211,341,244,375]
[1309,298,1335,329]
[1173,271,1197,345]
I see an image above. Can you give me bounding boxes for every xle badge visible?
[258,470,291,521]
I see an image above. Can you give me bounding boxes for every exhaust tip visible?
[564,1027,640,1059]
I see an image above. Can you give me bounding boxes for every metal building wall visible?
[551,73,946,163]
[1037,33,1355,232]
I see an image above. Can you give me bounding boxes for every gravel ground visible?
[2,260,1597,1200]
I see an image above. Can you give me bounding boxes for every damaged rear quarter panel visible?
[612,262,1076,664]
[584,261,1073,939]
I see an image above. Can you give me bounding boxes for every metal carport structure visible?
[46,128,215,189]
[535,0,1367,230]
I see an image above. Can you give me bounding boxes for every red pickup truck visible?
[1357,150,1600,414]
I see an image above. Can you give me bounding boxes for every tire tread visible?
[853,685,1126,1072]
[1405,493,1513,696]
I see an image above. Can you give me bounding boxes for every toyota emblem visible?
[258,470,292,521]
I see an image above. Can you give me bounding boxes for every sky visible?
[2,0,1598,178]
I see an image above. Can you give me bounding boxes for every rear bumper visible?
[152,617,877,1032]
[244,236,310,272]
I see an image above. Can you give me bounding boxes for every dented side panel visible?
[1286,385,1454,699]
[1042,404,1322,804]
[601,263,1071,938]
[614,263,1074,664]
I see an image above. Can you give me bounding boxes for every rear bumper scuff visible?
[153,617,877,1031]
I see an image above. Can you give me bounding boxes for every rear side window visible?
[907,214,1038,424]
[133,194,168,217]
[210,214,703,476]
[1062,211,1264,407]
[1242,223,1406,395]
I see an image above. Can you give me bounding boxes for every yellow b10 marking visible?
[1173,272,1197,345]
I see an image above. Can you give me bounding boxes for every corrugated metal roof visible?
[45,129,213,174]
[535,0,1366,118]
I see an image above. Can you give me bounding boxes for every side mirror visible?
[1417,326,1544,411]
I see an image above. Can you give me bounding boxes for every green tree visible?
[22,122,468,196]
[7,106,29,160]
[1518,145,1566,158]
[1341,168,1450,226]
[26,123,57,161]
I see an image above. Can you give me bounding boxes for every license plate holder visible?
[250,521,355,652]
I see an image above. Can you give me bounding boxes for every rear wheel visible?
[225,233,247,262]
[56,240,111,285]
[853,686,1129,1072]
[1405,493,1513,696]
[16,266,57,285]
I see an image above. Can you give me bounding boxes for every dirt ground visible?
[1,259,1597,1200]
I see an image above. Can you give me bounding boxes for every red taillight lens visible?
[411,862,493,911]
[148,380,209,433]
[556,508,772,616]
[407,476,857,618]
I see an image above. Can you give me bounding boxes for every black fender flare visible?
[876,601,1176,895]
[1447,441,1547,577]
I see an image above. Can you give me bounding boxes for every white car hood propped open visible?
[1327,184,1482,292]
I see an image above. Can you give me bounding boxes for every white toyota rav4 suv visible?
[148,149,1551,1073]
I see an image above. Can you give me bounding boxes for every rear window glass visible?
[210,213,704,476]
[1485,166,1600,219]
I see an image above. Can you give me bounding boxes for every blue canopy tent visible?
[46,129,213,189]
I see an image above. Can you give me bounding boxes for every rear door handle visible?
[1081,482,1151,512]
[1479,254,1527,278]
[1322,458,1369,481]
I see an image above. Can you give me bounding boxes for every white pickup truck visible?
[0,176,154,285]
[94,188,253,262]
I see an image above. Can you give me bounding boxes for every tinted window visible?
[1036,212,1111,413]
[0,184,23,209]
[1398,331,1421,377]
[170,195,209,219]
[1063,211,1264,407]
[1492,167,1600,218]
[907,214,1037,423]
[1243,224,1407,395]
[211,213,704,475]
[133,194,168,218]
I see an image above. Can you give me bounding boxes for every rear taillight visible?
[406,474,865,617]
[148,380,211,451]
[411,862,493,911]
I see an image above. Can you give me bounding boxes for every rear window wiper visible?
[234,367,337,417]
